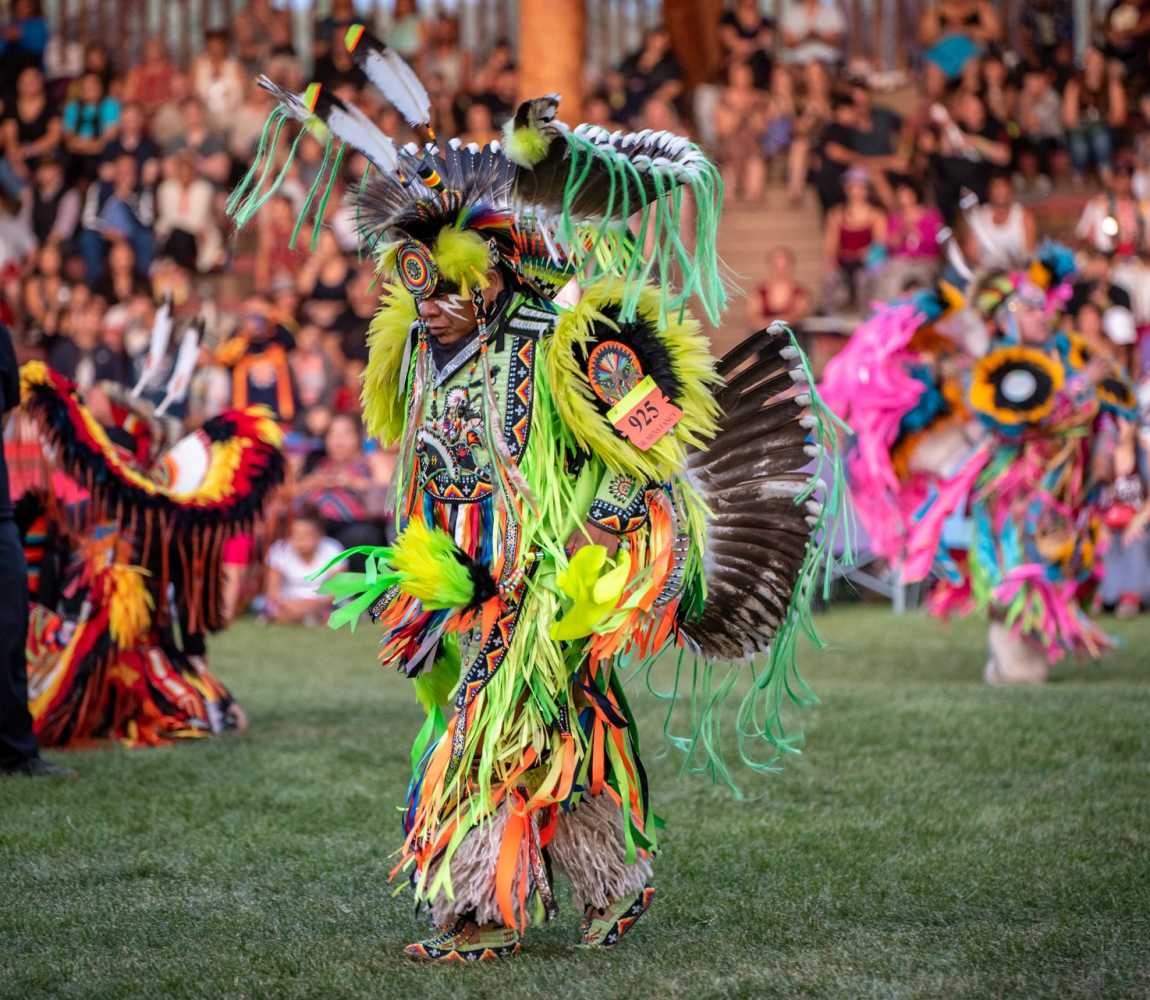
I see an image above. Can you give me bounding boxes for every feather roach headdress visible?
[228,24,727,322]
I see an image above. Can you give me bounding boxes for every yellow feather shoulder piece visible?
[362,284,418,444]
[544,278,722,481]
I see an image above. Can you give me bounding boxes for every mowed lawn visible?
[2,606,1149,1000]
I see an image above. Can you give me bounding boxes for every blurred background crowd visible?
[3,0,1150,620]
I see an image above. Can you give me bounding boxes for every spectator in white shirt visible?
[190,28,245,136]
[264,509,345,626]
[156,150,223,273]
[781,0,846,66]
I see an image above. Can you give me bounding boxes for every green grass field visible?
[2,606,1149,999]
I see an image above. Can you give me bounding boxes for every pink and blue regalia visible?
[822,245,1144,683]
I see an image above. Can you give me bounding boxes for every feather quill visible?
[131,294,173,397]
[345,24,431,128]
[155,322,202,416]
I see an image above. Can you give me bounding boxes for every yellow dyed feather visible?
[362,284,418,443]
[390,520,476,609]
[107,563,153,649]
[432,225,490,295]
[545,278,722,481]
[502,121,552,167]
[19,358,51,401]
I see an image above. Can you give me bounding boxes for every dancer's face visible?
[418,292,476,346]
[417,267,502,347]
[1015,301,1049,344]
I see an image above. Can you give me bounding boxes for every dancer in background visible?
[7,307,285,747]
[823,245,1147,682]
[229,28,848,961]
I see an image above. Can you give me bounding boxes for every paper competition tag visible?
[607,375,683,450]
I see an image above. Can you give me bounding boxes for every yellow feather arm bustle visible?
[362,284,418,443]
[545,278,722,481]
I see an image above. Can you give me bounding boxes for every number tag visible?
[606,375,683,450]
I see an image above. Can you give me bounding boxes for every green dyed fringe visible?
[227,108,348,251]
[558,131,728,326]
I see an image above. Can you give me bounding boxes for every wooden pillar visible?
[518,0,585,122]
[663,0,724,88]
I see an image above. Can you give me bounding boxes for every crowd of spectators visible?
[5,0,1150,618]
[686,0,1150,361]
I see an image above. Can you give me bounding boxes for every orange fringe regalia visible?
[232,44,849,948]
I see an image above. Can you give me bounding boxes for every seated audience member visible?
[1013,66,1066,190]
[295,412,390,553]
[20,158,80,246]
[20,243,71,347]
[460,102,500,147]
[963,170,1038,269]
[62,71,120,181]
[422,12,467,96]
[216,296,298,424]
[191,28,245,134]
[880,178,944,299]
[843,79,908,206]
[978,48,1015,125]
[811,93,857,212]
[94,240,148,305]
[332,265,378,365]
[714,61,769,203]
[290,322,338,416]
[918,0,1001,98]
[47,297,103,389]
[747,246,812,330]
[0,0,49,90]
[0,190,35,275]
[78,153,155,284]
[781,0,846,67]
[264,509,345,626]
[1019,0,1074,69]
[786,60,832,205]
[253,194,304,293]
[100,102,161,187]
[1077,157,1150,258]
[1,67,60,197]
[162,98,230,188]
[823,168,887,312]
[617,27,683,124]
[1063,46,1126,182]
[386,0,426,63]
[156,150,223,273]
[123,37,182,113]
[719,0,776,87]
[926,92,1011,224]
[91,305,136,389]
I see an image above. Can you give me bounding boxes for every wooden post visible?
[518,0,586,122]
[663,0,724,88]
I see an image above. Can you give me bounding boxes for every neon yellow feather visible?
[551,545,630,641]
[390,520,476,609]
[361,284,417,443]
[502,121,551,167]
[432,225,490,295]
[107,563,153,649]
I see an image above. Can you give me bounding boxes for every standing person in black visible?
[0,325,76,778]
